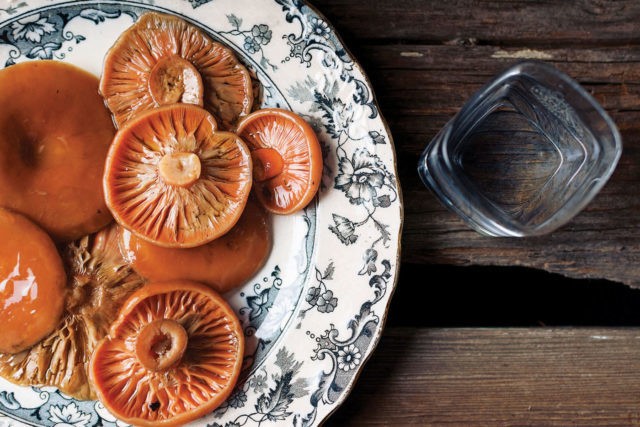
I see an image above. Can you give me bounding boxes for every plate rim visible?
[297,1,405,423]
[0,1,404,425]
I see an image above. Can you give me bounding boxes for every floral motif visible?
[251,24,272,45]
[27,41,62,59]
[48,403,90,427]
[287,78,397,253]
[359,248,378,275]
[302,283,387,427]
[368,130,387,145]
[220,14,277,71]
[326,147,396,252]
[0,6,128,67]
[212,348,307,425]
[248,370,268,394]
[309,17,329,38]
[226,389,248,409]
[243,36,260,54]
[300,263,337,317]
[238,266,288,368]
[11,13,55,43]
[306,288,337,313]
[335,148,386,204]
[337,344,362,371]
[328,214,358,245]
[316,290,337,313]
[276,0,350,71]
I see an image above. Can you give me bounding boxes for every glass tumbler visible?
[418,61,622,237]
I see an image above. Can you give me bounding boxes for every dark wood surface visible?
[329,328,640,426]
[310,0,640,425]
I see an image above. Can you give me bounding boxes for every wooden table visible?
[310,0,640,425]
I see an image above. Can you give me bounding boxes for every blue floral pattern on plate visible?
[0,1,402,426]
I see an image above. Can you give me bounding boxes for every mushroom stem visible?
[158,152,202,187]
[135,319,188,371]
[148,55,204,106]
[251,148,284,182]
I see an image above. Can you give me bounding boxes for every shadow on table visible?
[389,263,640,327]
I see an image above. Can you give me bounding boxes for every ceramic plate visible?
[0,1,402,425]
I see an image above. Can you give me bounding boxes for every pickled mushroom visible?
[120,196,272,293]
[90,281,244,426]
[0,60,115,241]
[0,208,66,354]
[100,11,253,130]
[0,225,145,400]
[103,104,252,248]
[236,108,323,215]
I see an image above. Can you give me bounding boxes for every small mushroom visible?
[0,208,66,354]
[0,61,115,241]
[103,104,252,248]
[236,108,323,214]
[0,225,145,400]
[120,196,272,293]
[90,281,244,427]
[100,12,253,130]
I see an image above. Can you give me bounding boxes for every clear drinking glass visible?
[418,61,622,237]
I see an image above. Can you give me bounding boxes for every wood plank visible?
[366,45,640,286]
[311,0,640,46]
[327,328,640,426]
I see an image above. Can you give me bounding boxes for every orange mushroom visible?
[120,196,271,293]
[0,60,114,241]
[90,281,244,427]
[0,224,145,400]
[0,208,66,354]
[236,108,323,214]
[100,12,253,130]
[104,104,252,248]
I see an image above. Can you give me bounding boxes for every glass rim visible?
[419,60,623,237]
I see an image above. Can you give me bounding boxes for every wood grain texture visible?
[326,328,640,426]
[311,0,640,286]
[312,0,640,45]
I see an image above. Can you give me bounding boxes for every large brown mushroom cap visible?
[0,225,145,400]
[0,208,66,354]
[0,60,114,241]
[90,281,244,427]
[104,104,252,248]
[100,11,253,130]
[120,196,272,293]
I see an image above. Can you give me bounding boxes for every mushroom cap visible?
[90,281,244,427]
[0,208,66,354]
[0,60,114,241]
[120,196,272,293]
[100,11,253,130]
[236,108,323,214]
[104,104,252,248]
[0,225,145,400]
